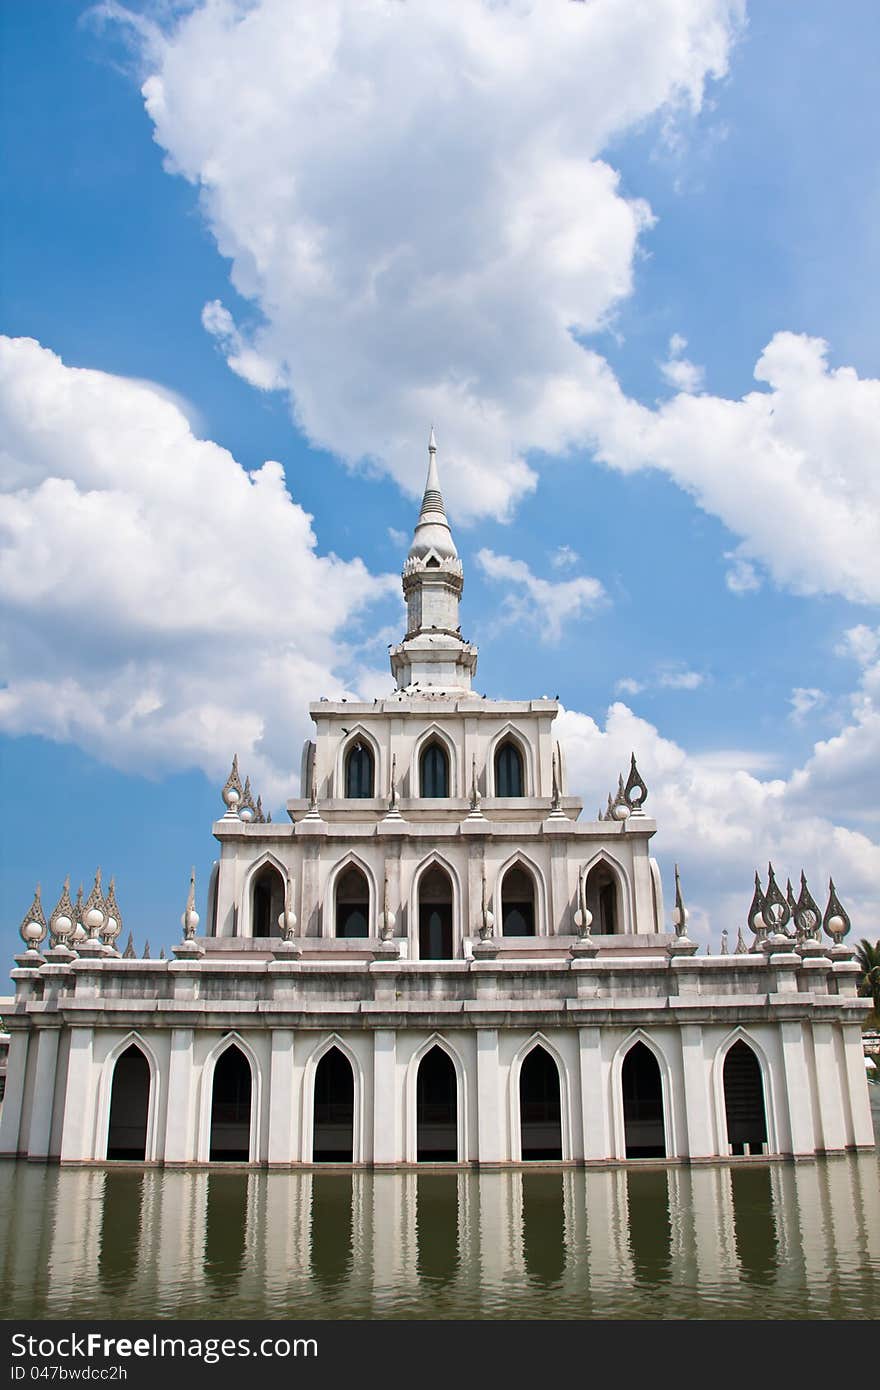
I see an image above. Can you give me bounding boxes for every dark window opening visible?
[724,1041,768,1155]
[585,863,619,935]
[313,1047,355,1161]
[420,741,449,797]
[501,863,536,936]
[418,864,454,958]
[416,1046,458,1161]
[209,1045,252,1162]
[345,742,374,798]
[252,863,285,938]
[106,1045,150,1160]
[495,740,524,797]
[519,1046,562,1160]
[335,865,370,938]
[622,1041,666,1158]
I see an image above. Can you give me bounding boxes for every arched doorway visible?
[495,740,524,796]
[313,1048,355,1161]
[209,1045,252,1161]
[335,866,369,938]
[585,861,620,935]
[106,1044,151,1160]
[501,863,536,936]
[345,741,374,798]
[420,741,449,797]
[519,1046,562,1160]
[622,1041,666,1158]
[418,864,453,959]
[416,1046,458,1161]
[723,1040,768,1156]
[251,863,285,938]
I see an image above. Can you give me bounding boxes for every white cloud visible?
[789,687,827,723]
[0,336,397,803]
[657,667,705,690]
[836,623,879,667]
[724,549,762,595]
[550,544,579,570]
[109,0,741,521]
[558,699,880,944]
[476,548,605,643]
[660,333,704,393]
[615,676,644,696]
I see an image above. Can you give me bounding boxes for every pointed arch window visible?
[495,740,524,797]
[252,863,285,938]
[420,741,449,798]
[345,741,374,798]
[335,866,370,939]
[501,863,536,936]
[585,861,620,935]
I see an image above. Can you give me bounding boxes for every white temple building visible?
[1,436,874,1168]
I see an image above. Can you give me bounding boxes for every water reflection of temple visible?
[4,1155,872,1319]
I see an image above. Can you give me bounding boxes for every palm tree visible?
[854,938,880,1017]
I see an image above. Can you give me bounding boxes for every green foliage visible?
[854,938,880,1017]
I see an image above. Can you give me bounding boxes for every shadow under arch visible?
[410,852,461,960]
[94,1032,161,1163]
[300,1034,365,1164]
[508,1032,571,1162]
[582,849,631,935]
[240,851,289,939]
[405,1034,468,1163]
[323,852,377,939]
[611,1030,674,1160]
[198,1033,262,1163]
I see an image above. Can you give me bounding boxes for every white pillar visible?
[60,1027,94,1162]
[164,1027,195,1162]
[779,1020,817,1155]
[810,1022,848,1152]
[0,1031,29,1155]
[840,1022,875,1148]
[679,1024,714,1158]
[267,1029,296,1164]
[27,1027,61,1159]
[578,1026,610,1159]
[372,1029,398,1163]
[476,1028,502,1162]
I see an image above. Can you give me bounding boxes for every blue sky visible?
[2,0,879,958]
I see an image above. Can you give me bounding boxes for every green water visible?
[1,1149,878,1319]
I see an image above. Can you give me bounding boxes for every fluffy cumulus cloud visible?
[0,336,397,801]
[108,0,741,520]
[557,700,880,946]
[475,548,605,643]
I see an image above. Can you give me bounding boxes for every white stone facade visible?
[1,442,874,1168]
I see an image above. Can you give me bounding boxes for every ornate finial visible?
[793,871,821,941]
[20,883,48,950]
[83,868,105,940]
[255,795,265,824]
[747,870,767,946]
[762,862,790,937]
[470,753,482,812]
[71,884,87,946]
[720,929,729,955]
[101,876,122,945]
[624,752,648,812]
[239,776,256,823]
[278,874,297,939]
[734,926,748,954]
[123,931,136,959]
[379,863,395,941]
[550,748,561,811]
[672,863,689,937]
[823,878,851,943]
[605,793,614,820]
[309,753,319,813]
[429,425,436,454]
[222,753,243,814]
[159,947,166,959]
[266,811,272,823]
[181,866,200,940]
[479,863,494,941]
[143,939,151,960]
[389,752,399,813]
[574,863,593,937]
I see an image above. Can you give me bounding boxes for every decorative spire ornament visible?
[123,931,136,959]
[720,929,729,955]
[574,864,593,937]
[747,871,767,947]
[470,753,481,813]
[20,884,48,951]
[479,863,495,941]
[672,863,689,938]
[822,878,851,945]
[278,874,297,939]
[793,871,822,941]
[734,926,748,954]
[83,868,106,940]
[181,867,200,940]
[379,864,395,942]
[71,885,87,947]
[239,776,256,823]
[611,773,629,821]
[159,947,166,960]
[762,862,791,938]
[102,876,122,946]
[255,796,265,824]
[221,754,243,816]
[143,940,151,960]
[624,752,648,813]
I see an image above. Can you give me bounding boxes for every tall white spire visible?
[389,429,478,695]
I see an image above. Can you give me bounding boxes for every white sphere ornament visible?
[826,914,845,936]
[54,914,73,940]
[85,907,104,931]
[574,907,593,931]
[182,908,200,932]
[672,905,689,928]
[612,801,629,821]
[24,921,44,944]
[72,923,87,945]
